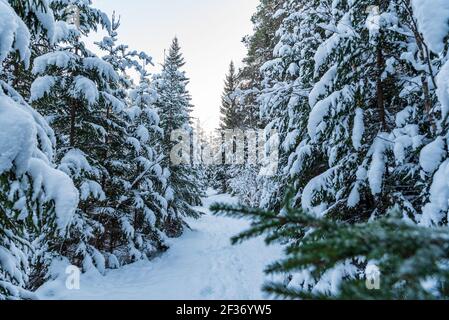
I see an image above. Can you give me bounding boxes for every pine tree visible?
[214,61,241,193]
[239,0,286,130]
[153,38,203,237]
[120,54,171,262]
[293,0,447,226]
[1,0,78,299]
[258,0,416,294]
[255,0,431,218]
[90,15,170,265]
[30,0,122,273]
[404,0,449,228]
[220,61,241,130]
[204,130,226,192]
[256,0,321,211]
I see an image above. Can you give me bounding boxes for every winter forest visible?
[2,0,449,301]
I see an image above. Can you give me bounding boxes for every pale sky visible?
[91,0,259,132]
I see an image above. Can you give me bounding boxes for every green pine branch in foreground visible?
[211,193,449,300]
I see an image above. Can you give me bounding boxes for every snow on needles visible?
[352,108,365,151]
[421,159,449,227]
[0,96,37,175]
[411,0,449,54]
[30,76,56,102]
[0,0,31,67]
[72,76,99,106]
[28,158,79,232]
[1,2,79,234]
[32,51,75,74]
[420,137,446,174]
[83,57,119,82]
[368,134,388,196]
[0,94,78,233]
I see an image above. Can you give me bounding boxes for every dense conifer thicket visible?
[213,0,449,299]
[0,0,203,299]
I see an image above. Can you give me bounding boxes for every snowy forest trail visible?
[37,191,282,300]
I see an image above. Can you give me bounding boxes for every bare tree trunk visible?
[376,45,386,130]
[70,44,80,147]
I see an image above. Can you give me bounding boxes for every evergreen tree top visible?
[165,37,186,70]
[219,60,241,130]
[224,61,237,90]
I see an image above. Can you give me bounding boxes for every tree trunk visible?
[376,45,386,130]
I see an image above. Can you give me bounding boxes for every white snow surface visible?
[32,51,75,74]
[0,96,37,175]
[0,0,31,67]
[420,137,446,173]
[309,64,337,108]
[437,59,449,121]
[30,76,56,102]
[27,158,79,232]
[71,76,99,106]
[36,191,282,300]
[352,108,364,151]
[411,0,449,53]
[368,135,388,196]
[421,160,449,226]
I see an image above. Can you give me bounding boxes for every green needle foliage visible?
[211,192,449,300]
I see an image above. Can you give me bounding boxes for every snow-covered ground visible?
[36,191,282,300]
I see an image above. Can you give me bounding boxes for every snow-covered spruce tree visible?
[228,165,262,207]
[90,15,170,264]
[254,0,432,217]
[152,38,203,237]
[294,0,449,227]
[256,0,324,211]
[214,61,241,194]
[239,0,286,130]
[120,55,172,261]
[29,0,124,273]
[191,120,208,194]
[0,0,78,299]
[220,61,243,130]
[279,0,431,224]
